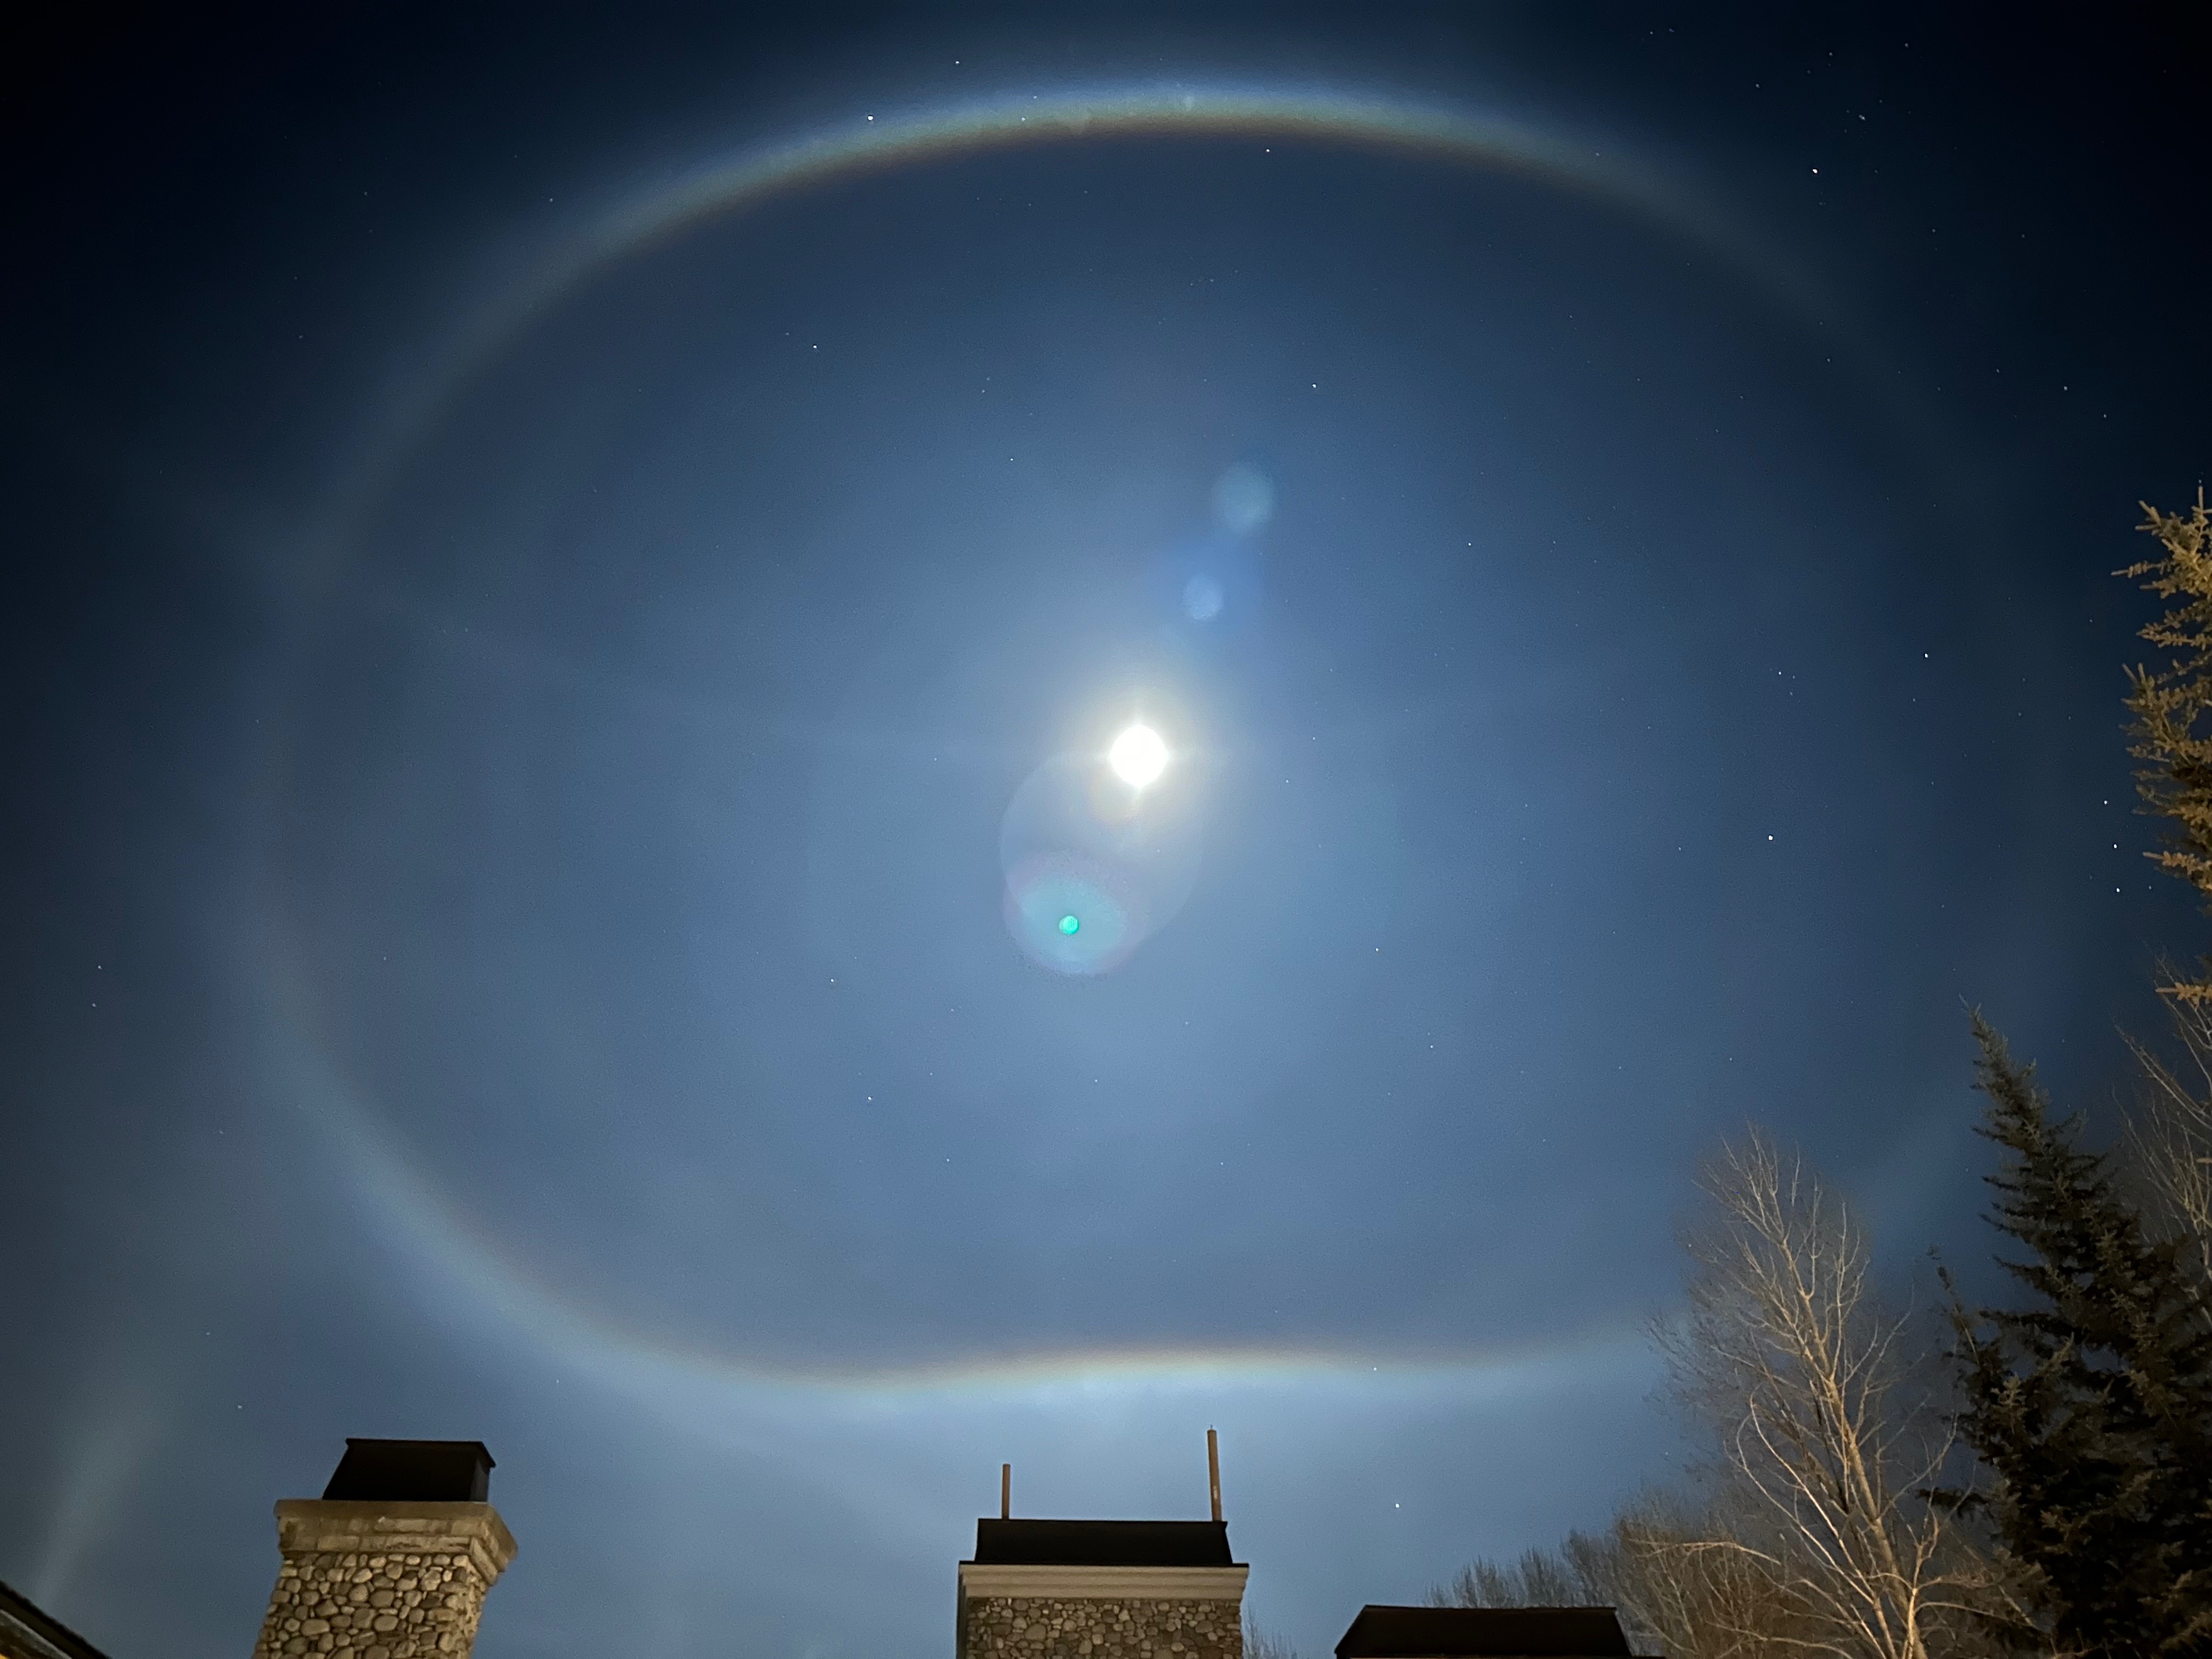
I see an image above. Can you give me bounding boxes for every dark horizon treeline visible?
[1416,500,2212,1659]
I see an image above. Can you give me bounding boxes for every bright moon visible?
[1109,724,1170,788]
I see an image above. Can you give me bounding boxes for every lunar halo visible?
[262,70,1837,1408]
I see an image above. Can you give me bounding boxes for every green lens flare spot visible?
[1059,914,1081,935]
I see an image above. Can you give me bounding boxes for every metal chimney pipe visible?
[1001,1462,1011,1520]
[1206,1428,1222,1523]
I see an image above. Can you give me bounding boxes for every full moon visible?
[1108,724,1170,788]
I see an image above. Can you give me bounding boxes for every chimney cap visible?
[321,1439,496,1503]
[968,1519,1234,1568]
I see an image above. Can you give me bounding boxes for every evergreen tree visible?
[1949,1016,2212,1657]
[2123,493,2212,1003]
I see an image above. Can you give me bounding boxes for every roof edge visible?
[0,1580,115,1659]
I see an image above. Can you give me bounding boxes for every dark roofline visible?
[1334,1604,1632,1659]
[967,1518,1239,1568]
[1,1580,115,1659]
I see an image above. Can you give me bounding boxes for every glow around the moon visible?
[1109,724,1170,788]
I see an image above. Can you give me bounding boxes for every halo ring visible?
[255,74,1872,1406]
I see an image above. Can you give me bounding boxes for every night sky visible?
[5,8,2210,1658]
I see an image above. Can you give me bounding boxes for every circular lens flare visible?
[998,752,1204,975]
[1109,725,1170,788]
[1003,853,1139,974]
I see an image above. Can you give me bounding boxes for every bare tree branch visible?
[1653,1132,2004,1659]
[2123,997,2212,1318]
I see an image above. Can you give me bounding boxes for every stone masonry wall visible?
[964,1597,1243,1659]
[250,1502,515,1659]
[251,1545,489,1659]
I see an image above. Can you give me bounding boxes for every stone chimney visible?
[250,1440,516,1659]
[956,1517,1246,1659]
[957,1446,1245,1659]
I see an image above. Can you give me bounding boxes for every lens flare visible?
[1212,464,1276,534]
[1183,574,1226,622]
[1000,751,1203,975]
[1109,724,1170,788]
[1003,853,1140,975]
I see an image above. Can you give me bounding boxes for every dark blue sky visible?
[4,7,2208,1658]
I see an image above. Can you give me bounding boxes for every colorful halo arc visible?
[258,75,1852,1407]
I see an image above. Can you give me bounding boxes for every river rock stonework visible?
[962,1595,1243,1659]
[251,1502,516,1659]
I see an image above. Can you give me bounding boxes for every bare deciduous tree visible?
[1430,1531,1666,1655]
[1430,1541,1599,1612]
[1241,1618,1301,1659]
[1426,1497,1816,1659]
[1653,1132,1998,1659]
[2122,996,2212,1316]
[1618,1497,1819,1659]
[1432,1134,2019,1658]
